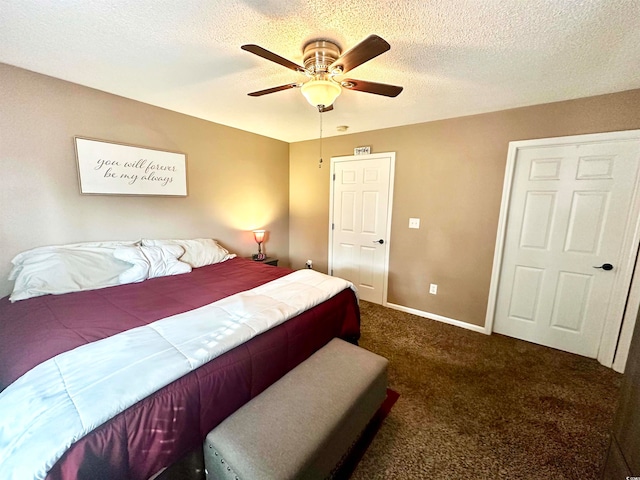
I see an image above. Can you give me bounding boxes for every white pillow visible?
[9,242,138,302]
[9,240,139,280]
[141,238,235,268]
[115,245,191,280]
[142,245,192,278]
[113,247,151,284]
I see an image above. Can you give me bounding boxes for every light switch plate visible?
[409,218,420,229]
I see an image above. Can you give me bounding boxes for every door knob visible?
[373,239,385,244]
[593,263,614,271]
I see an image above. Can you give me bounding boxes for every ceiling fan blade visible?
[241,44,306,73]
[329,35,391,74]
[319,104,334,113]
[341,79,403,97]
[247,83,301,97]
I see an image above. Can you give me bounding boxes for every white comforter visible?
[0,269,354,480]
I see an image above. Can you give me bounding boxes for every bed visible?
[0,254,360,480]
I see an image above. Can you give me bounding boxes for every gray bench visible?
[203,338,389,480]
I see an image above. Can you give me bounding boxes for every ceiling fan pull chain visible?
[318,108,323,168]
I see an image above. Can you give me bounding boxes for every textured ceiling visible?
[1,0,639,142]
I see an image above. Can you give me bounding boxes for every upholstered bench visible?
[203,338,389,480]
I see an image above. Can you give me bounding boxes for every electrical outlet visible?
[429,284,438,295]
[409,218,420,229]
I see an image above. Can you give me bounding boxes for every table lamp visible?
[252,230,266,260]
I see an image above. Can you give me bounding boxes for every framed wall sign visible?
[74,137,188,196]
[354,146,371,155]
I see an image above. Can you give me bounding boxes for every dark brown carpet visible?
[351,301,622,480]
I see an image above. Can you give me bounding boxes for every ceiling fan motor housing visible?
[303,40,341,74]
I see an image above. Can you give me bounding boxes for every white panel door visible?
[330,154,394,304]
[494,140,640,357]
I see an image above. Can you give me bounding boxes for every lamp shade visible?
[301,79,341,107]
[253,230,265,243]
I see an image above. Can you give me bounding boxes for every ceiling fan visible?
[241,35,403,112]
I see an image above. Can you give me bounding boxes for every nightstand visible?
[250,257,279,267]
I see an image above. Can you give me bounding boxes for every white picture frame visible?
[74,137,188,196]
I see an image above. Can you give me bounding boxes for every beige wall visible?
[290,89,640,327]
[3,60,640,327]
[0,63,290,297]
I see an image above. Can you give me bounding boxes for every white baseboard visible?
[384,302,488,335]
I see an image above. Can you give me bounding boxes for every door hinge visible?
[332,223,334,230]
[332,173,335,181]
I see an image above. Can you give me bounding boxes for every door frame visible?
[328,152,396,306]
[485,130,640,370]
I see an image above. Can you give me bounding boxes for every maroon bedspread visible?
[0,257,360,479]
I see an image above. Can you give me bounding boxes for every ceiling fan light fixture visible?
[301,79,341,108]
